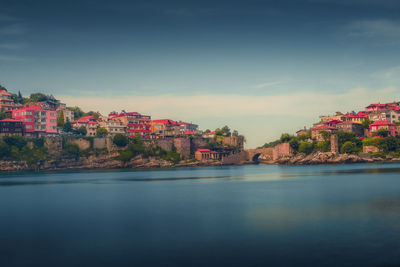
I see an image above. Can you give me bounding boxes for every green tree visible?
[386,136,398,152]
[316,141,330,152]
[3,136,27,150]
[96,127,108,137]
[67,106,85,119]
[29,93,48,102]
[63,143,80,159]
[280,133,291,143]
[289,138,299,151]
[113,133,128,147]
[298,142,313,154]
[232,130,239,137]
[221,125,231,137]
[57,110,65,127]
[320,130,330,142]
[340,141,359,154]
[204,129,211,134]
[75,126,87,136]
[361,118,372,130]
[63,119,73,132]
[117,150,134,163]
[373,128,390,138]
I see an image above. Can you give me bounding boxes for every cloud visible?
[0,14,18,21]
[0,23,25,35]
[254,80,287,89]
[348,19,400,38]
[0,54,28,62]
[0,43,26,50]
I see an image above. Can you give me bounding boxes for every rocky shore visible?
[260,152,400,165]
[0,153,228,173]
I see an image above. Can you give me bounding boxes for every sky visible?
[1,0,400,147]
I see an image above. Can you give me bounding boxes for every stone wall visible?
[222,136,244,150]
[221,151,247,164]
[191,137,208,154]
[93,137,107,149]
[330,135,339,154]
[272,142,293,160]
[363,145,380,153]
[67,138,91,150]
[45,137,63,156]
[155,139,173,152]
[174,138,191,159]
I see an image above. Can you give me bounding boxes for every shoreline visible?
[0,152,399,173]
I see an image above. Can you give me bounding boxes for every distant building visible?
[177,122,199,134]
[342,113,366,124]
[110,111,151,137]
[99,119,126,136]
[370,120,396,136]
[296,127,308,137]
[195,149,219,161]
[319,112,343,122]
[311,125,337,141]
[0,89,15,114]
[72,116,98,136]
[12,104,58,137]
[202,131,216,138]
[151,119,180,137]
[336,122,364,136]
[0,119,24,136]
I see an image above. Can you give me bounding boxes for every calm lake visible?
[1,163,400,267]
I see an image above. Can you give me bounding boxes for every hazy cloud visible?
[0,54,28,62]
[0,43,26,50]
[348,19,400,37]
[0,23,25,35]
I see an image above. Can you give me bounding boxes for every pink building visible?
[370,120,396,136]
[12,104,58,137]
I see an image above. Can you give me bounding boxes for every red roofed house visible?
[183,130,196,135]
[110,111,151,137]
[12,104,58,137]
[0,88,15,114]
[195,149,220,161]
[202,131,216,138]
[151,119,180,137]
[342,113,366,124]
[370,120,396,136]
[0,118,24,136]
[177,121,199,135]
[366,104,389,112]
[72,116,98,136]
[311,125,337,141]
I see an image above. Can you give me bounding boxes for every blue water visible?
[1,164,400,267]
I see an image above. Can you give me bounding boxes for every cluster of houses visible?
[299,102,400,141]
[0,88,202,138]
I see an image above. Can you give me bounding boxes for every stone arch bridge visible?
[245,148,274,162]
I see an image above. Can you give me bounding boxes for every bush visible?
[298,142,313,154]
[96,127,108,137]
[3,136,27,150]
[63,143,80,159]
[340,141,360,154]
[316,141,330,152]
[113,133,128,147]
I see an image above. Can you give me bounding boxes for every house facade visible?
[0,119,24,136]
[12,104,58,137]
[369,120,396,136]
[0,89,15,114]
[72,116,98,136]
